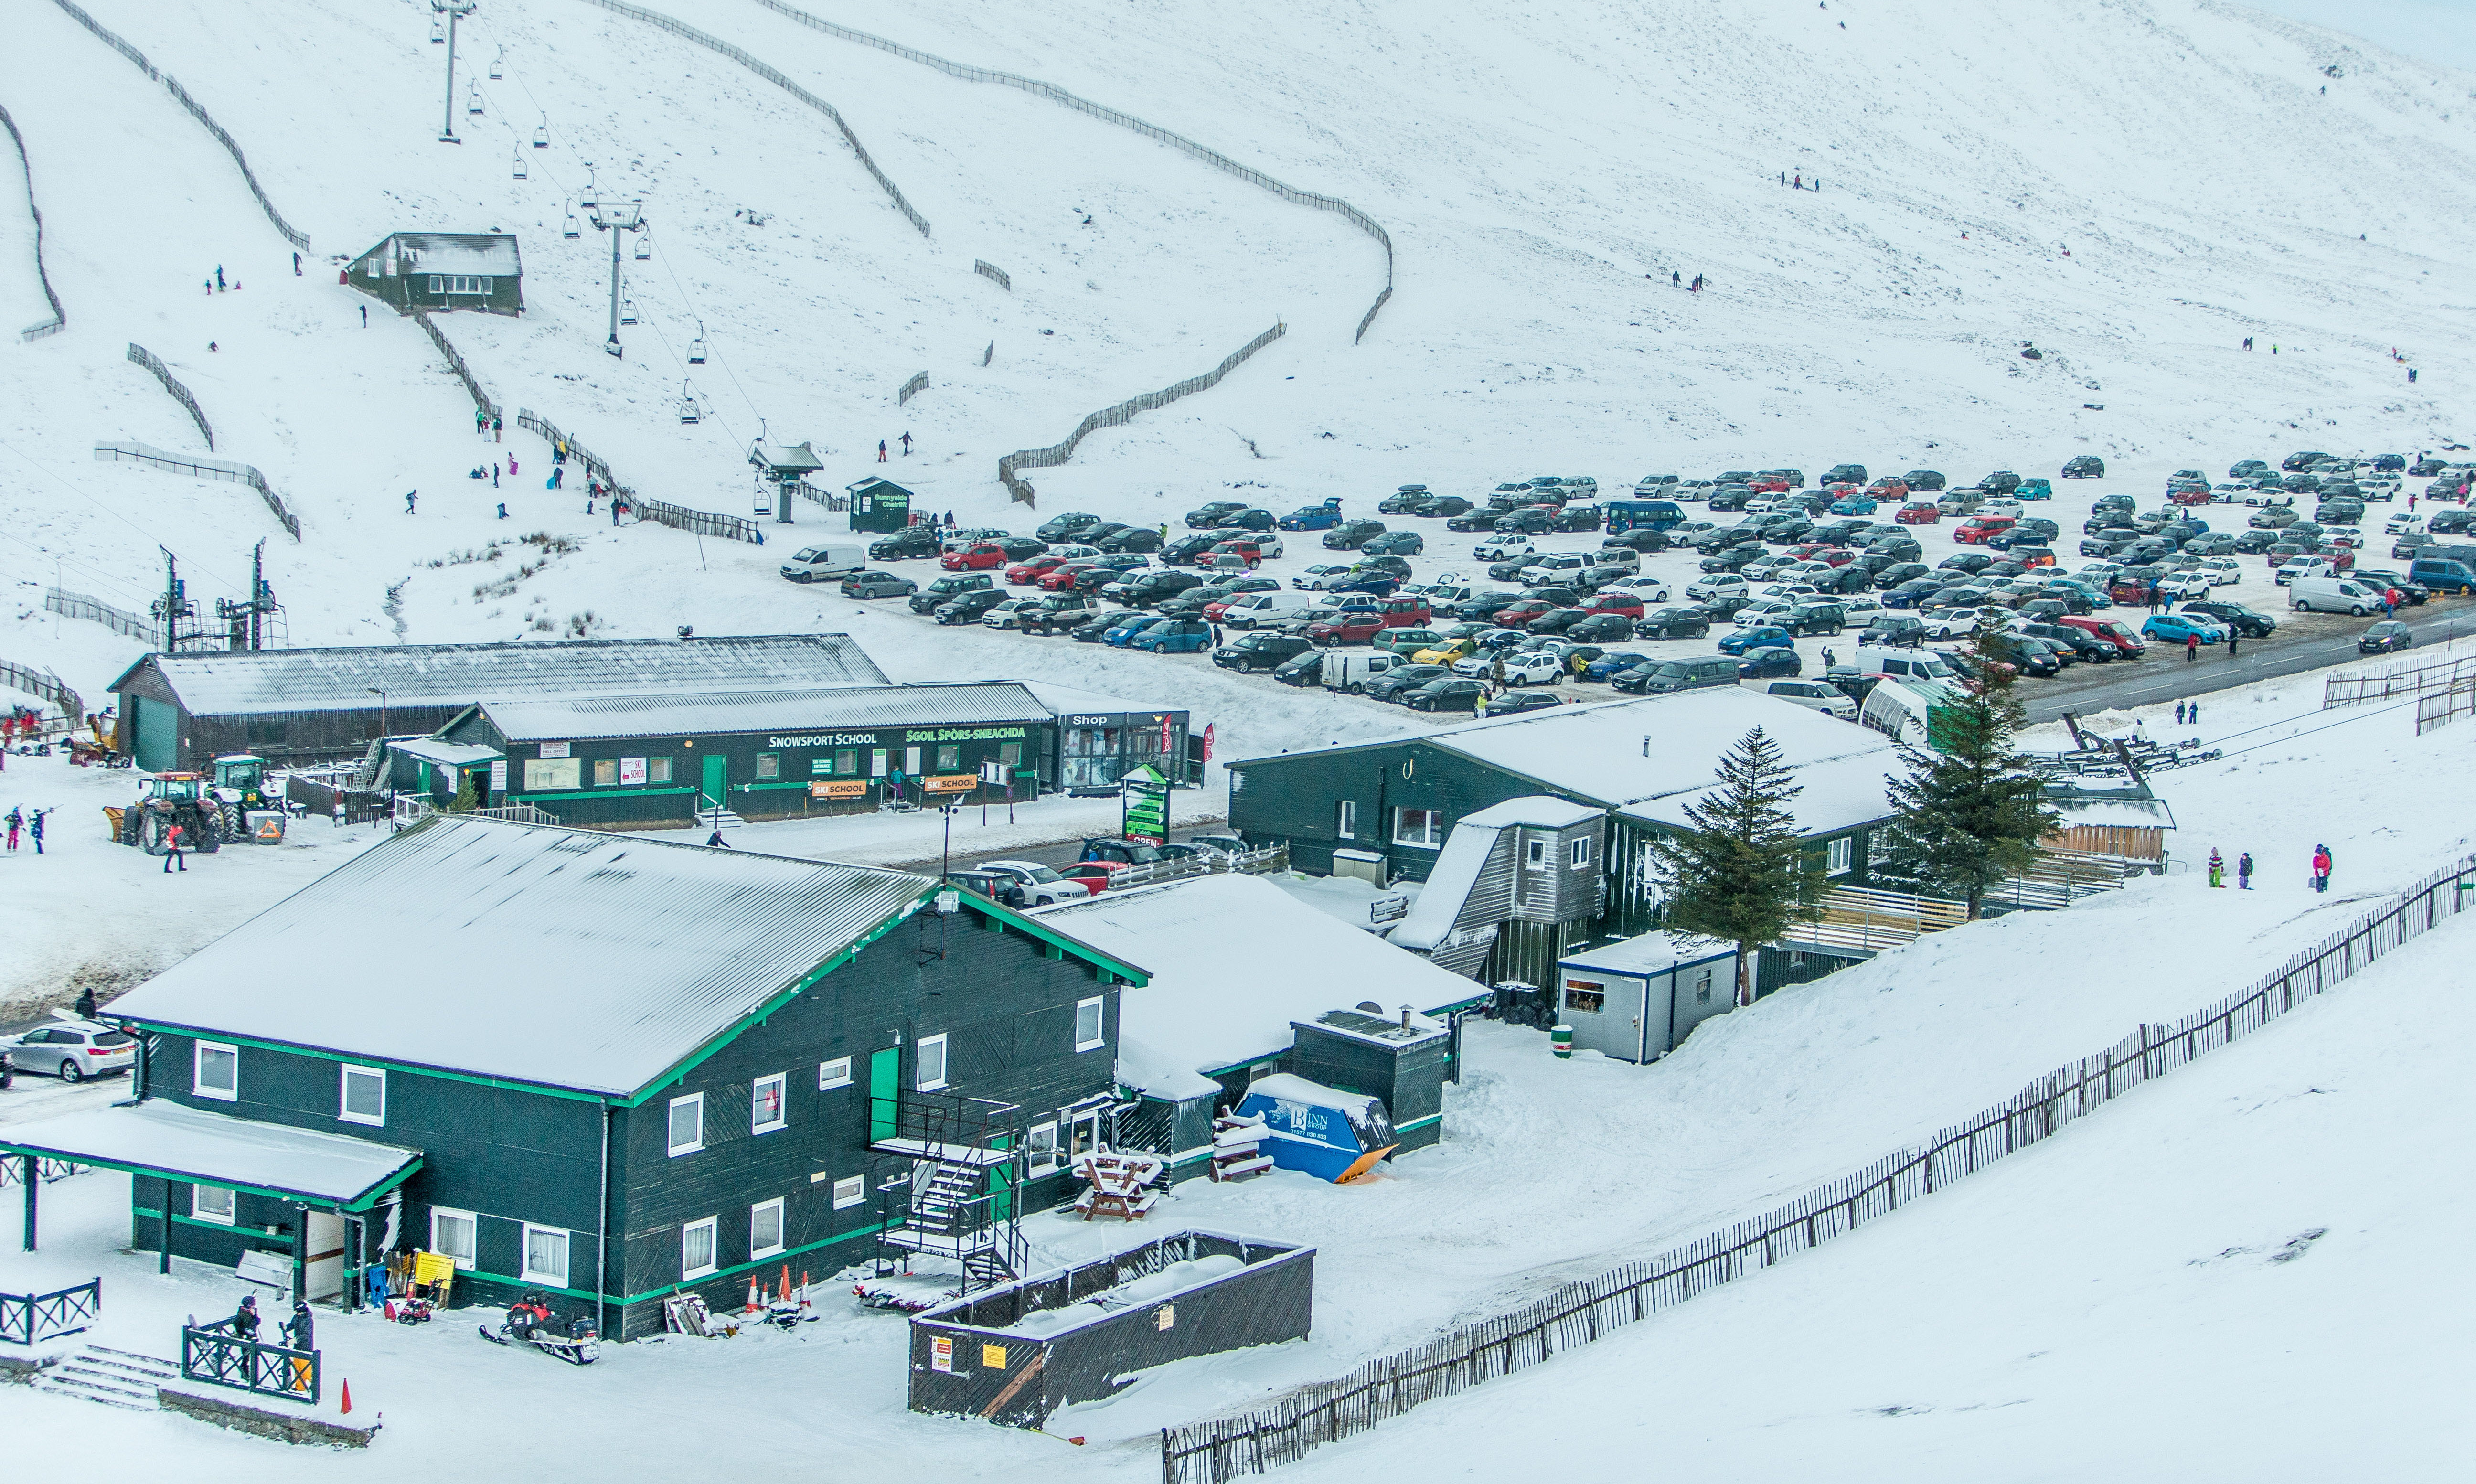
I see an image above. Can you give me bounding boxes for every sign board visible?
[922,773,979,794]
[979,759,1007,785]
[980,1343,1008,1371]
[1201,723,1215,763]
[619,757,647,787]
[811,780,867,800]
[930,1335,953,1373]
[489,760,508,795]
[538,741,571,758]
[1124,788,1166,843]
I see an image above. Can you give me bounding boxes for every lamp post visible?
[588,202,645,358]
[367,686,389,739]
[433,1,477,143]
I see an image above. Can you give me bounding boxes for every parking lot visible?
[801,455,2476,730]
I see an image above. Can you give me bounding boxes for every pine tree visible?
[1881,616,2061,917]
[446,769,479,814]
[1647,726,1824,1007]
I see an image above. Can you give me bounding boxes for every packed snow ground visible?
[5,643,2473,1473]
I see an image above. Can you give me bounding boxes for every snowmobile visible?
[479,1293,599,1364]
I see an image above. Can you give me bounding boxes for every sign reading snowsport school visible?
[767,726,1029,749]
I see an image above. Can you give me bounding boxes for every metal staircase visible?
[869,1090,1027,1292]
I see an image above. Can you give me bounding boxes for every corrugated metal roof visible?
[474,682,1055,742]
[106,817,935,1099]
[0,1100,421,1209]
[120,634,890,717]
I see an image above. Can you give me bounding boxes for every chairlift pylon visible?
[687,320,707,364]
[619,297,638,326]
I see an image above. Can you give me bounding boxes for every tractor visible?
[113,773,226,855]
[208,753,273,833]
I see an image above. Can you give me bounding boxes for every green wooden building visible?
[347,232,524,315]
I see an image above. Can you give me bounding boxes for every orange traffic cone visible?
[341,1379,353,1415]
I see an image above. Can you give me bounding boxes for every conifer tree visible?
[1882,616,2061,917]
[1648,726,1823,1007]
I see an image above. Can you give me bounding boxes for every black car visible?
[1323,519,1389,549]
[2177,600,2278,637]
[1874,562,1930,587]
[909,573,994,613]
[1564,612,1636,642]
[1903,470,1947,491]
[1213,633,1316,672]
[1423,495,1476,518]
[1491,508,1554,535]
[1822,463,1868,486]
[1634,606,1713,640]
[1602,528,1672,554]
[1403,677,1490,712]
[1378,488,1433,514]
[1445,508,1501,532]
[2229,529,2280,553]
[1485,691,1564,715]
[1272,650,1326,686]
[1365,664,1451,703]
[1812,566,1874,595]
[1762,518,1816,545]
[2358,620,2413,655]
[1073,609,1142,642]
[933,589,1012,625]
[1103,570,1206,605]
[1705,486,1751,512]
[1700,544,1767,573]
[1185,501,1247,528]
[1362,530,1424,556]
[1036,512,1103,541]
[2020,622,2113,661]
[1212,509,1277,533]
[2062,455,2106,479]
[1619,654,1742,694]
[1737,647,1802,679]
[1980,471,2022,494]
[2281,450,2333,472]
[1860,615,1928,647]
[2351,570,2428,605]
[1099,526,1166,553]
[869,525,944,561]
[1160,533,1223,565]
[1937,552,1997,575]
[1455,593,1527,622]
[1782,604,1847,636]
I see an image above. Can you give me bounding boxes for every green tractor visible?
[209,753,273,834]
[115,773,226,854]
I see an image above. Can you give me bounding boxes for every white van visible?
[1220,590,1316,629]
[780,543,867,582]
[1322,651,1402,692]
[1854,647,1956,682]
[2289,576,2384,616]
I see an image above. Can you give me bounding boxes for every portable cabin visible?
[1552,933,1738,1063]
[847,477,917,534]
[0,817,1148,1338]
[347,232,523,315]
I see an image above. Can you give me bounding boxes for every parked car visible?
[780,542,870,582]
[1364,664,1452,703]
[1102,570,1207,606]
[838,570,918,598]
[1212,632,1316,671]
[1736,647,1803,679]
[867,526,945,562]
[1,1019,135,1082]
[1278,500,1346,531]
[1132,618,1217,653]
[974,861,1096,905]
[2141,612,2227,645]
[1399,678,1490,713]
[1099,526,1168,552]
[2358,620,2413,655]
[908,573,993,613]
[1185,501,1248,528]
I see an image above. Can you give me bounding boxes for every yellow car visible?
[1412,638,1479,666]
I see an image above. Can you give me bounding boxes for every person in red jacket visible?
[2310,844,2332,894]
[162,821,187,873]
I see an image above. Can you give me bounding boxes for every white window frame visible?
[750,1072,788,1135]
[1525,836,1547,868]
[1027,1121,1061,1176]
[193,1040,239,1102]
[1570,836,1593,869]
[192,1184,236,1225]
[1074,997,1106,1053]
[1393,807,1442,848]
[430,1206,478,1270]
[915,1033,949,1092]
[1827,836,1855,876]
[832,1175,865,1210]
[681,1216,720,1280]
[818,1056,852,1090]
[1335,799,1357,840]
[667,1093,704,1157]
[520,1223,569,1288]
[339,1065,387,1126]
[749,1198,786,1260]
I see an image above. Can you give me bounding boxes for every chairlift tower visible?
[588,201,645,359]
[433,0,477,143]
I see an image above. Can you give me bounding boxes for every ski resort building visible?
[1227,690,1904,985]
[345,231,524,315]
[107,634,889,773]
[0,817,1147,1339]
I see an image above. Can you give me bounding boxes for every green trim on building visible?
[49,1148,424,1213]
[117,1021,615,1105]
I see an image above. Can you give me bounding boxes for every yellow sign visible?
[923,774,980,794]
[980,1343,1008,1370]
[811,780,867,799]
[930,1335,953,1373]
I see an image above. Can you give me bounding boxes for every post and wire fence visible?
[45,587,163,648]
[0,103,65,342]
[93,439,300,541]
[1160,851,2476,1482]
[125,343,214,450]
[0,659,84,719]
[999,323,1285,507]
[516,408,761,544]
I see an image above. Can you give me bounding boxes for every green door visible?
[987,1134,1014,1223]
[701,754,728,811]
[868,1047,900,1142]
[133,695,181,774]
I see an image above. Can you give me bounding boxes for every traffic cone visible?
[341,1379,352,1415]
[745,1281,761,1314]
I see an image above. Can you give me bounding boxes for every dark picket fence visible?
[0,1277,99,1345]
[181,1317,319,1403]
[1161,851,2476,1482]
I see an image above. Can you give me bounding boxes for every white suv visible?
[975,861,1096,905]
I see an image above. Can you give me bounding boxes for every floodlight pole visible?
[435,1,476,143]
[589,202,644,358]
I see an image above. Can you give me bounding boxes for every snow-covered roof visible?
[107,817,938,1099]
[1558,931,1735,979]
[1015,681,1185,719]
[388,737,502,767]
[0,1099,420,1210]
[1461,796,1603,829]
[389,232,521,276]
[1233,690,1889,810]
[1035,874,1480,1099]
[1618,747,1900,839]
[750,440,824,474]
[114,634,889,717]
[2045,787,2177,830]
[470,682,1052,743]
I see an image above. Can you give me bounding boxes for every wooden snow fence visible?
[1159,850,2476,1482]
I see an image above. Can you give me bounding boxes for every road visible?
[2019,595,2475,723]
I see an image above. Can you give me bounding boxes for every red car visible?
[1952,516,2015,546]
[1868,477,1911,499]
[1787,542,1838,561]
[1209,539,1270,566]
[1492,600,1564,629]
[1580,591,1644,618]
[941,542,1009,571]
[1748,474,1792,493]
[1037,562,1099,591]
[1307,600,1430,645]
[2059,615,2145,657]
[1007,555,1070,584]
[2170,486,2214,506]
[1057,862,1114,894]
[2109,578,2153,605]
[1896,501,1942,524]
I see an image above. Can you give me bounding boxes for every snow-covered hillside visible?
[4,0,2472,727]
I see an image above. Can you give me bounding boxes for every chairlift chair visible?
[687,322,707,364]
[634,235,651,261]
[562,211,580,240]
[619,297,638,326]
[677,384,701,424]
[488,51,504,81]
[467,85,483,116]
[533,116,549,148]
[430,20,444,43]
[512,148,528,181]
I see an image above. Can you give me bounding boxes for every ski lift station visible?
[344,231,523,315]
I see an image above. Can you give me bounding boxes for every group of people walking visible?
[2202,844,2336,893]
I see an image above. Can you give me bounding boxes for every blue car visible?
[1132,618,1216,653]
[2015,478,2054,500]
[1718,625,1796,655]
[2141,613,2227,645]
[1277,499,1344,532]
[1103,614,1168,647]
[1737,646,1803,678]
[1828,495,1878,516]
[1330,575,1400,597]
[1583,651,1651,682]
